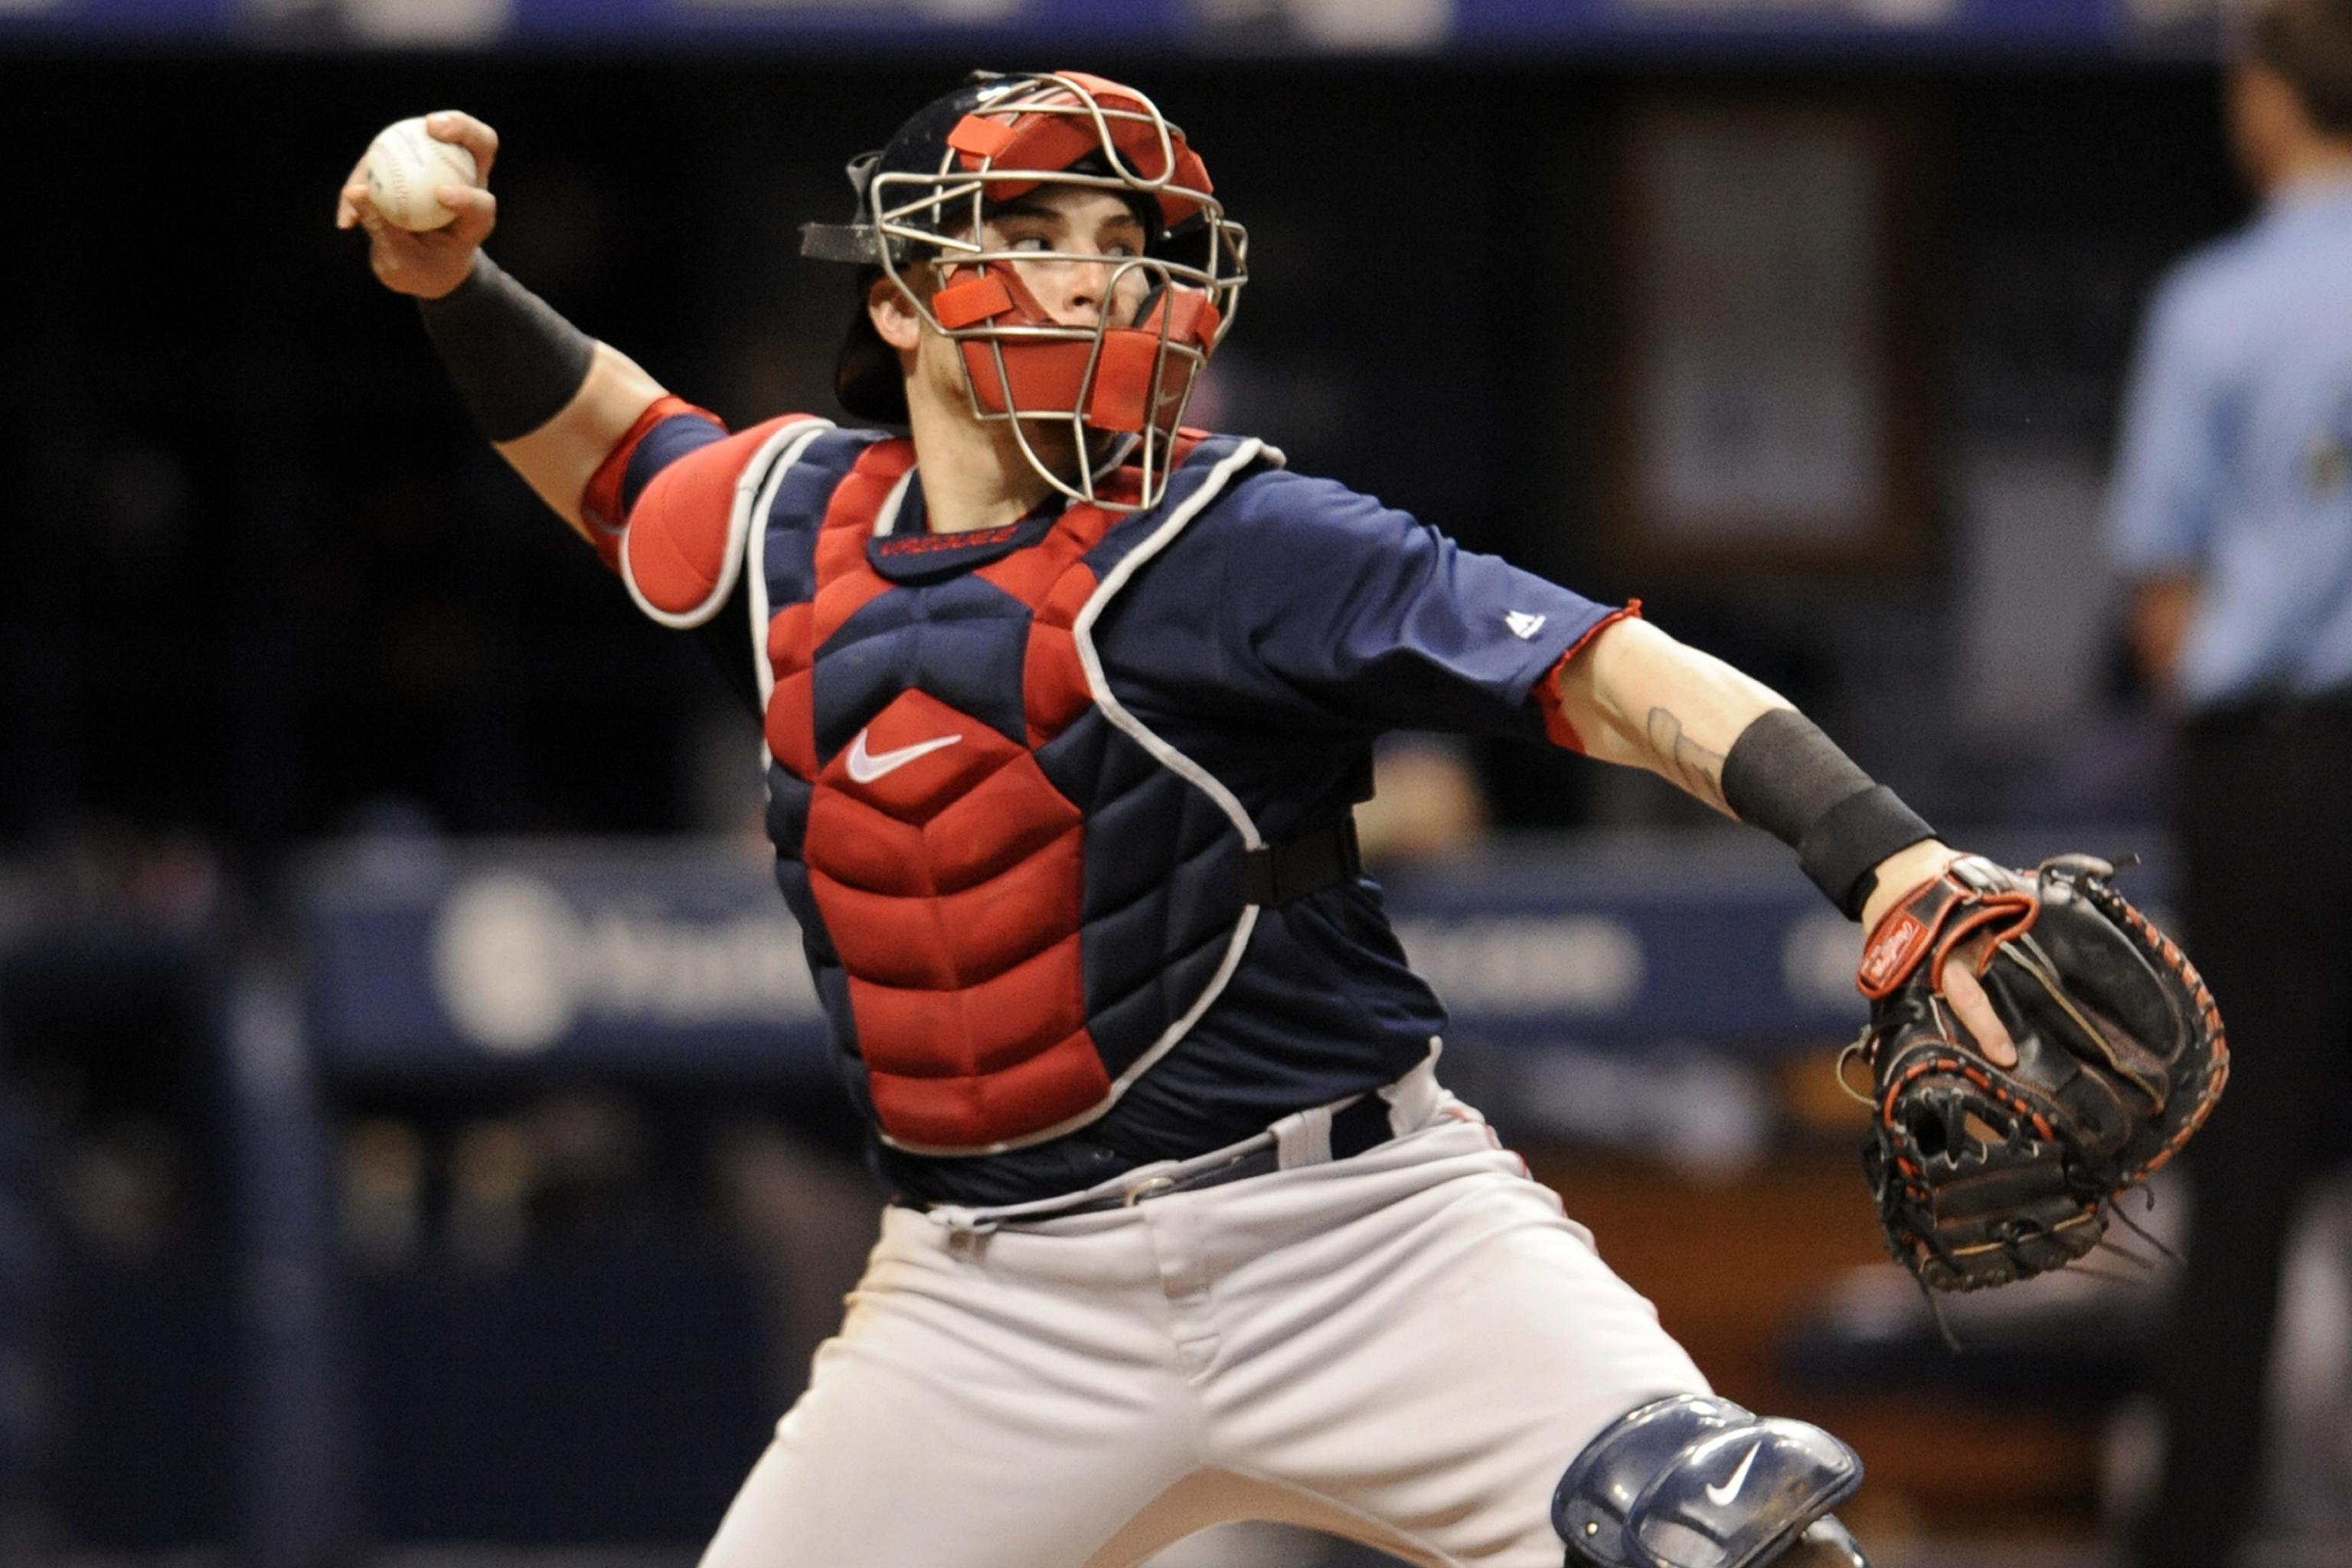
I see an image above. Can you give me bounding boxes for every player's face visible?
[979,185,1154,325]
[902,184,1157,464]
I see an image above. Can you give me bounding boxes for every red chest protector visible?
[779,436,1148,1153]
[611,411,1289,1161]
[616,420,1278,1156]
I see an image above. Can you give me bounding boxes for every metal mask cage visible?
[864,73,1249,513]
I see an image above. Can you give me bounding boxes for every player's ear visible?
[867,273,924,354]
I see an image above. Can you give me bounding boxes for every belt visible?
[918,1086,1404,1233]
[914,1047,1446,1235]
[1047,1090,1397,1218]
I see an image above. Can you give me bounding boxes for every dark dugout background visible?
[0,35,2258,1566]
[2,54,2238,851]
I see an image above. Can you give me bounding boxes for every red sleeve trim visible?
[578,394,720,573]
[1532,599,1644,753]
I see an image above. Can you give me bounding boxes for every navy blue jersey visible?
[600,413,1622,1204]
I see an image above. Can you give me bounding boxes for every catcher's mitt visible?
[1849,854,2226,1292]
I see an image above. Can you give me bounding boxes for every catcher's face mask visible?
[802,70,1249,513]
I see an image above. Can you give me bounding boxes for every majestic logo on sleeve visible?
[1504,610,1547,641]
[845,727,963,783]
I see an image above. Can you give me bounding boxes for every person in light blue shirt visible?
[2107,5,2352,1566]
[2109,165,2352,706]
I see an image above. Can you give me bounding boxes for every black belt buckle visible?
[1104,1148,1273,1212]
[1119,1174,1178,1206]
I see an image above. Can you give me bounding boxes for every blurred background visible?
[1,1,2347,1565]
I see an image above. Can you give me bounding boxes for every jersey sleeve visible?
[1119,468,1631,742]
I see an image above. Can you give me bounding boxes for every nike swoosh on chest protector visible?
[845,727,963,783]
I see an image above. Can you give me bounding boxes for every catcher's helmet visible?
[799,70,1247,511]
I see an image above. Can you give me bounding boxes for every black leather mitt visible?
[1851,854,2227,1292]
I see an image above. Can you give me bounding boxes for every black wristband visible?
[1797,785,1936,920]
[1721,708,1936,920]
[416,254,596,443]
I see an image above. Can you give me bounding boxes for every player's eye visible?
[1004,234,1052,253]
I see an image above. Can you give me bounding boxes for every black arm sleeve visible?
[416,254,597,443]
[1721,708,1936,919]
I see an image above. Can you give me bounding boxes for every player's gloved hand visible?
[1858,840,2017,1069]
[335,110,499,299]
[1848,850,2227,1292]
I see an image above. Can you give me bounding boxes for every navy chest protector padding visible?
[752,428,1277,1155]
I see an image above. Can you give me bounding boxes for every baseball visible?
[363,116,479,231]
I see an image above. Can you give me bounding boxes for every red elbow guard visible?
[578,394,719,573]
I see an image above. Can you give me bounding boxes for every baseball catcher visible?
[1850,852,2227,1294]
[338,69,2228,1568]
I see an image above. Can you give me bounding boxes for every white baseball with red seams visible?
[363,116,479,231]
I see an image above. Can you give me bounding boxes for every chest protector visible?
[651,420,1279,1155]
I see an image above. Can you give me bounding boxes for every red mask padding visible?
[936,263,1222,434]
[947,73,1214,228]
[932,272,1016,330]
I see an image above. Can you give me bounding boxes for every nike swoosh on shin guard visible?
[1704,1441,1762,1507]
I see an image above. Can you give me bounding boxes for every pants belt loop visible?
[1377,1038,1445,1137]
[922,1204,1001,1237]
[1272,1103,1336,1171]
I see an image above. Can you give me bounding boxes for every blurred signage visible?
[0,0,2233,53]
[302,840,836,1081]
[297,833,2164,1078]
[1459,0,2223,52]
[424,870,822,1054]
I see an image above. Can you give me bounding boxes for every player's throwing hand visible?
[337,110,499,299]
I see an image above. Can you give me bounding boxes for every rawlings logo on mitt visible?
[1850,854,2226,1293]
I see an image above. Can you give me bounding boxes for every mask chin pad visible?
[956,333,1191,436]
[947,266,1218,436]
[960,338,1093,420]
